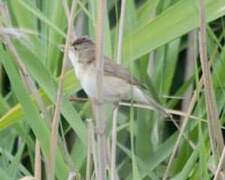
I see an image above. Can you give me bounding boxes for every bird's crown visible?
[72,36,94,46]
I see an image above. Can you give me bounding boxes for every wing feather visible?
[103,58,141,87]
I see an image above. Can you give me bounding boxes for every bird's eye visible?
[74,47,78,50]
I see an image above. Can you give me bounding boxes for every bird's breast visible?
[68,51,82,79]
[80,66,97,98]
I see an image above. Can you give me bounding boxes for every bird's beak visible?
[58,45,75,53]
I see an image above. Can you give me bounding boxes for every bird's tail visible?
[132,86,170,118]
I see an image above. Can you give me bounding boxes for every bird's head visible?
[68,36,95,64]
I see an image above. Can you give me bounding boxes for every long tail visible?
[132,86,170,118]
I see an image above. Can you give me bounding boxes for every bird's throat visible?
[68,51,82,80]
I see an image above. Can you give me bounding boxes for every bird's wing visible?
[103,58,170,117]
[103,57,142,87]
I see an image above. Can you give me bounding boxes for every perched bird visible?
[67,36,169,117]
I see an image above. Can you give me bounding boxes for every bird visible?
[67,36,170,117]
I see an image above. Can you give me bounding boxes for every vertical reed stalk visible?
[111,0,126,180]
[199,0,224,162]
[48,1,77,179]
[95,0,107,179]
[34,141,42,180]
[90,120,98,179]
[86,119,92,180]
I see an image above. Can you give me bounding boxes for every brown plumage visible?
[72,37,94,47]
[68,36,169,117]
[72,37,141,86]
[103,58,142,87]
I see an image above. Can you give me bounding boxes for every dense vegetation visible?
[0,0,225,179]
